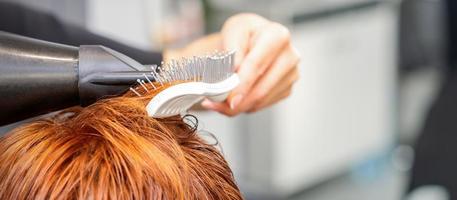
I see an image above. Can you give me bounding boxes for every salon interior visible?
[0,0,454,199]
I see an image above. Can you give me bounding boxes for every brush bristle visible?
[153,51,235,84]
[130,51,235,97]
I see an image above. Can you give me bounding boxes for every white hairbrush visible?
[130,51,239,118]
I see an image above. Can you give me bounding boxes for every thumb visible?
[222,33,249,68]
[221,25,250,68]
[221,28,250,110]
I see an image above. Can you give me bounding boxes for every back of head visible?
[0,85,242,200]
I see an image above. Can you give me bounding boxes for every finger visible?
[255,60,299,108]
[228,23,291,110]
[221,14,269,66]
[201,65,297,116]
[201,99,239,117]
[246,67,298,112]
[237,46,300,112]
[201,66,296,116]
[261,66,299,105]
[221,26,250,67]
[247,86,293,113]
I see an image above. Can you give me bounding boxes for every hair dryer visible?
[0,31,154,126]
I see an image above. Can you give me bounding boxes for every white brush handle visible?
[146,74,240,117]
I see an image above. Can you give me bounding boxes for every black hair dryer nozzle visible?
[0,31,152,126]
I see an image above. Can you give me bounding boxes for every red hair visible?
[0,84,242,200]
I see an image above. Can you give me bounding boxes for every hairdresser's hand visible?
[164,13,300,116]
[201,13,300,116]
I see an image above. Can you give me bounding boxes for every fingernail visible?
[230,94,243,110]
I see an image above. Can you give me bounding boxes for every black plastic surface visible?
[0,32,155,126]
[0,31,79,125]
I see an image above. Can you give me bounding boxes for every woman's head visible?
[0,85,242,200]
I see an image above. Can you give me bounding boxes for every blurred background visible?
[0,0,453,199]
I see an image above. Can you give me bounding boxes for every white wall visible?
[86,0,158,50]
[271,5,397,195]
